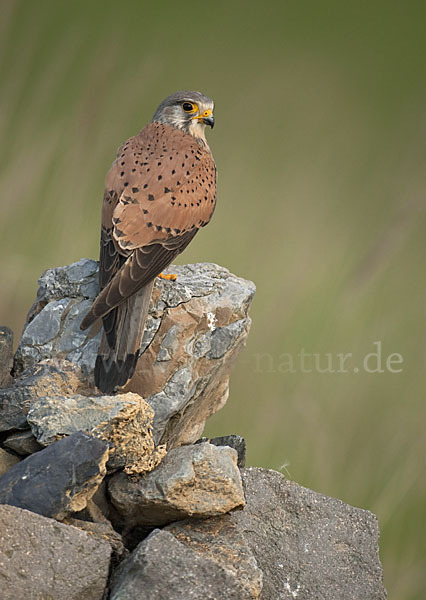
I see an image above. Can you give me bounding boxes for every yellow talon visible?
[158,272,177,281]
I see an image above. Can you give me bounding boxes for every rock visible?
[15,259,255,447]
[63,517,127,561]
[3,429,42,455]
[230,468,387,600]
[27,391,166,474]
[0,431,109,520]
[0,447,20,476]
[0,358,90,432]
[128,263,255,448]
[0,326,13,387]
[196,434,246,467]
[14,258,101,375]
[109,442,245,528]
[0,504,111,600]
[165,516,262,598]
[109,528,254,600]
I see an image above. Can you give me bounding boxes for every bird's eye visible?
[182,102,196,113]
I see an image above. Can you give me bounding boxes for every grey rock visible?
[0,326,13,387]
[109,528,252,600]
[0,447,20,476]
[14,259,102,376]
[0,504,111,600]
[109,442,245,528]
[0,431,109,519]
[3,429,42,455]
[231,468,387,600]
[20,298,71,346]
[196,434,246,467]
[165,516,263,598]
[0,358,90,432]
[27,391,166,474]
[15,259,255,447]
[63,517,127,561]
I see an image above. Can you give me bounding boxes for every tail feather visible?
[94,281,154,394]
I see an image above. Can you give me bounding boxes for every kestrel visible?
[80,91,216,393]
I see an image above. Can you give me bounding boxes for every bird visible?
[80,90,216,394]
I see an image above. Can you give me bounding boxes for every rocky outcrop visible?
[0,258,387,599]
[13,259,255,448]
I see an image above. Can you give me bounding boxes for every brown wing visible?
[81,121,216,330]
[111,121,216,251]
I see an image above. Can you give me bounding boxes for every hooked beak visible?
[202,115,215,128]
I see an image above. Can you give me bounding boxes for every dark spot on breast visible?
[132,168,136,172]
[132,187,139,193]
[186,171,190,176]
[172,169,176,175]
[124,182,129,187]
[143,209,148,214]
[157,162,162,166]
[120,172,124,177]
[143,183,148,189]
[164,187,171,193]
[174,228,181,234]
[155,225,162,231]
[148,194,155,201]
[166,227,171,233]
[158,175,162,181]
[147,222,153,227]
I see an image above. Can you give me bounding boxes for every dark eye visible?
[182,102,195,112]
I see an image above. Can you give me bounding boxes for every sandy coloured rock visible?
[109,442,245,528]
[27,391,166,474]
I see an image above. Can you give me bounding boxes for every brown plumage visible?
[80,91,216,393]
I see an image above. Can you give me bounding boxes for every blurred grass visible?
[1,0,426,596]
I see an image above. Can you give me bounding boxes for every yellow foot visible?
[158,272,177,281]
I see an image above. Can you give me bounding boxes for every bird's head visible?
[152,90,214,144]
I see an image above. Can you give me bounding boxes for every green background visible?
[1,1,425,596]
